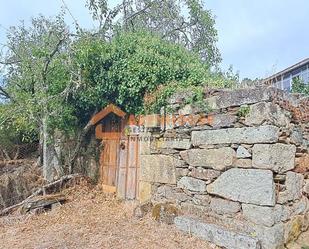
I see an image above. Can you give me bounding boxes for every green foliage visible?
[0,104,37,148]
[1,14,78,137]
[291,77,309,95]
[0,6,236,177]
[1,18,236,140]
[86,0,221,67]
[183,86,211,113]
[72,31,231,117]
[237,105,250,118]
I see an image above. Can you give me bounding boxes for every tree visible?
[0,76,10,100]
[0,14,76,181]
[291,77,309,95]
[0,8,233,181]
[240,77,263,88]
[71,31,228,117]
[0,103,38,160]
[86,0,221,67]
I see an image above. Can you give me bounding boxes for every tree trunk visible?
[42,116,61,182]
[68,119,94,173]
[1,148,11,161]
[38,125,44,167]
[13,146,20,160]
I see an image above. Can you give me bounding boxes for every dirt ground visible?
[0,183,308,249]
[0,185,216,249]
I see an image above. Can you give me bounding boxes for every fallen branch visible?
[21,194,66,214]
[0,174,80,216]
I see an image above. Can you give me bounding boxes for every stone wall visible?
[73,131,100,182]
[139,87,309,249]
[61,129,100,182]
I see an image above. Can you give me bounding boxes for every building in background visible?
[264,58,309,91]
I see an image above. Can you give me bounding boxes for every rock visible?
[140,155,182,184]
[244,102,289,127]
[175,168,189,178]
[169,91,194,105]
[290,128,303,146]
[142,114,161,128]
[252,144,296,173]
[288,197,309,217]
[154,185,189,203]
[207,168,276,206]
[233,159,252,168]
[295,154,309,173]
[278,172,304,204]
[159,148,179,155]
[304,179,309,195]
[180,202,210,216]
[204,87,272,109]
[192,126,279,146]
[211,114,237,128]
[242,204,285,227]
[177,177,207,192]
[174,216,261,249]
[152,203,180,224]
[139,132,152,155]
[158,138,191,150]
[253,223,284,249]
[284,216,304,244]
[190,168,220,183]
[178,104,194,115]
[236,146,251,158]
[210,198,241,216]
[302,212,309,232]
[180,147,235,170]
[139,181,152,203]
[192,194,211,206]
[133,202,153,219]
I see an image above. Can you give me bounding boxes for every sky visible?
[0,0,308,79]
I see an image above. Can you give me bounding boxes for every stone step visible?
[174,216,261,249]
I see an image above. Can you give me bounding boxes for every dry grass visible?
[0,185,216,249]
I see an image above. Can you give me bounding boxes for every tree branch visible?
[68,109,98,171]
[123,1,154,26]
[43,33,68,78]
[0,86,10,99]
[0,60,21,65]
[0,174,81,216]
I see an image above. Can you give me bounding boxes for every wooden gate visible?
[117,134,140,199]
[91,104,140,200]
[99,113,121,193]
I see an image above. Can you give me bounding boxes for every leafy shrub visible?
[73,31,235,118]
[237,105,250,118]
[291,77,309,95]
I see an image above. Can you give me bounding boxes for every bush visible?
[291,77,309,95]
[72,31,234,118]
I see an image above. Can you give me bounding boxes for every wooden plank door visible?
[100,113,121,193]
[117,135,140,200]
[98,113,140,199]
[126,135,140,199]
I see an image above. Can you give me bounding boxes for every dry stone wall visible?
[139,87,309,249]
